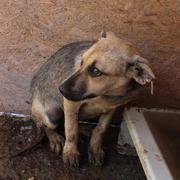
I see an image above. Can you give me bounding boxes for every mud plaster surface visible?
[0,0,180,113]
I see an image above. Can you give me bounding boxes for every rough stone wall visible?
[0,0,180,113]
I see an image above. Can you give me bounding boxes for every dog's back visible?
[31,41,94,109]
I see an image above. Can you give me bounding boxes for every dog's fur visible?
[31,32,155,167]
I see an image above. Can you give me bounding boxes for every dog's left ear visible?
[126,56,155,85]
[100,31,115,39]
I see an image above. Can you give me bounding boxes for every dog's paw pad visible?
[63,151,80,168]
[88,148,105,166]
[49,134,65,154]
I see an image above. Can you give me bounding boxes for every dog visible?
[31,32,155,167]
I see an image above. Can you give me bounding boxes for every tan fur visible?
[76,33,141,98]
[31,98,55,129]
[80,96,126,119]
[88,110,115,165]
[61,33,155,166]
[31,32,155,167]
[63,98,81,166]
[32,98,64,153]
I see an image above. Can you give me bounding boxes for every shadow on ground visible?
[0,116,146,180]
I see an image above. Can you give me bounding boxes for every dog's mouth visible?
[63,93,97,101]
[83,93,97,100]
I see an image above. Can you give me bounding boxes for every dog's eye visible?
[88,65,102,77]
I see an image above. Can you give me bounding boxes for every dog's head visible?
[59,32,155,101]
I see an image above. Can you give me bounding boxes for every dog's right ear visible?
[100,31,107,38]
[126,56,155,85]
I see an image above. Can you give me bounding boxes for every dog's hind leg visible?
[88,110,115,166]
[32,98,64,154]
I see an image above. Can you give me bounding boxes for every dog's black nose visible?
[59,85,66,96]
[59,84,75,100]
[59,84,81,101]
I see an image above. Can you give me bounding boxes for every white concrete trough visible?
[122,108,180,180]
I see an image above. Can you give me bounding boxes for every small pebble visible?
[28,177,34,180]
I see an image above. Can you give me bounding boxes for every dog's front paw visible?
[49,133,65,154]
[63,146,80,167]
[88,147,105,166]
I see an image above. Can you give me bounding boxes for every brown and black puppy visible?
[31,32,155,167]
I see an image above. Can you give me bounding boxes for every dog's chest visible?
[79,97,118,119]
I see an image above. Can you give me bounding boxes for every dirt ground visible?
[0,115,146,180]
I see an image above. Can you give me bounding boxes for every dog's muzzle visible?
[59,84,97,101]
[59,84,81,101]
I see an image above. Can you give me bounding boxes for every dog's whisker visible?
[151,81,154,95]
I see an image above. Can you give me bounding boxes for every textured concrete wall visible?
[0,0,180,113]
